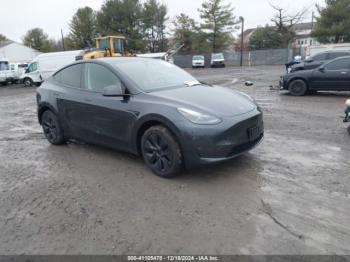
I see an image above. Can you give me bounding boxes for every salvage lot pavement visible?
[0,66,350,254]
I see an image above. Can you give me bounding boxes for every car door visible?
[310,58,350,90]
[53,63,93,140]
[79,62,137,151]
[25,62,41,82]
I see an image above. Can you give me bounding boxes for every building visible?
[291,22,319,49]
[0,41,42,63]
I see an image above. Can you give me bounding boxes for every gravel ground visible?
[0,66,349,255]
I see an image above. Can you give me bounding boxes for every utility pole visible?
[61,29,65,51]
[239,16,244,67]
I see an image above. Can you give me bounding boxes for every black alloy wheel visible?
[289,79,308,96]
[41,110,65,145]
[141,125,182,178]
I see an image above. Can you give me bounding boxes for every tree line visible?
[16,0,235,54]
[2,0,349,53]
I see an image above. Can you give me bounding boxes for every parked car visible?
[211,53,225,68]
[10,62,28,83]
[192,55,205,68]
[21,50,82,87]
[280,56,350,96]
[0,58,14,85]
[290,50,350,73]
[37,58,263,177]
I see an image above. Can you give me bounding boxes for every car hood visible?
[151,85,256,117]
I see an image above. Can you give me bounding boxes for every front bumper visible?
[177,109,264,168]
[279,76,288,90]
[211,61,225,67]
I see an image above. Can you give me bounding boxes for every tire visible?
[41,110,65,145]
[141,125,183,178]
[23,78,33,87]
[288,79,308,96]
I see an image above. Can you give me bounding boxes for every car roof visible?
[315,50,350,55]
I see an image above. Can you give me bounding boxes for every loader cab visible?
[96,36,126,56]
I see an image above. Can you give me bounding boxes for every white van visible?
[10,62,28,83]
[21,50,82,87]
[0,58,14,85]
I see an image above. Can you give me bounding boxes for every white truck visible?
[10,62,28,83]
[0,58,14,85]
[21,50,82,87]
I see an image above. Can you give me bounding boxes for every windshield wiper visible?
[184,81,201,87]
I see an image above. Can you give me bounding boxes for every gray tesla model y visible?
[37,58,263,177]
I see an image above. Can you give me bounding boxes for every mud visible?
[0,66,349,254]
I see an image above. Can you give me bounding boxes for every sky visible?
[0,0,325,43]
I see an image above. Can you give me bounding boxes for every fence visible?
[173,48,293,68]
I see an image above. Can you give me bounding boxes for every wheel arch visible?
[37,102,59,125]
[134,114,184,156]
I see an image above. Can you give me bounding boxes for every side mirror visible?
[318,66,325,72]
[25,69,29,73]
[102,85,124,97]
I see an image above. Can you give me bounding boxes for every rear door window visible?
[54,64,83,88]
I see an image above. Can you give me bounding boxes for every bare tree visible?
[269,3,309,47]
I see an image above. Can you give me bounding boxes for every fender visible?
[131,114,184,156]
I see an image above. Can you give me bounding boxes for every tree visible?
[0,34,8,42]
[312,0,350,43]
[198,0,236,52]
[69,7,97,49]
[22,28,53,52]
[96,0,145,51]
[269,4,307,48]
[249,26,283,50]
[171,13,197,53]
[142,0,168,52]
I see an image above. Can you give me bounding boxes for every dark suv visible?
[291,50,350,72]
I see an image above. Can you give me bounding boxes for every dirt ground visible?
[0,66,349,255]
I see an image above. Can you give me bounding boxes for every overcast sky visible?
[0,0,325,42]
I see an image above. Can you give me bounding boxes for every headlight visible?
[177,108,221,125]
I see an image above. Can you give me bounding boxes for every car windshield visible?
[212,53,224,59]
[114,59,199,92]
[193,56,204,61]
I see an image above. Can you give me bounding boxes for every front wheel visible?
[23,78,33,87]
[41,110,65,145]
[288,79,308,96]
[141,125,183,178]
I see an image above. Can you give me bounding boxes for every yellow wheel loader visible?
[76,36,135,61]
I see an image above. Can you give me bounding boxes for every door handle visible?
[341,72,347,74]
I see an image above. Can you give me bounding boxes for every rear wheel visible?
[41,110,65,145]
[141,125,183,178]
[288,79,308,96]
